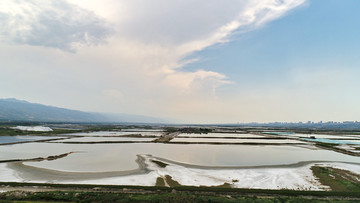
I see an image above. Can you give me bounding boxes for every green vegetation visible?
[315,142,339,148]
[154,176,181,187]
[1,181,360,199]
[0,124,139,137]
[0,127,82,136]
[314,142,360,156]
[0,124,152,137]
[164,127,212,134]
[164,127,178,133]
[1,190,359,203]
[155,177,166,187]
[120,134,143,137]
[165,175,181,187]
[153,136,173,143]
[151,160,168,168]
[0,201,70,203]
[179,127,212,134]
[311,166,360,192]
[211,182,232,188]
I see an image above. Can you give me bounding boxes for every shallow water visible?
[121,129,164,132]
[64,131,163,137]
[171,138,305,143]
[177,133,266,138]
[53,137,155,142]
[295,134,359,139]
[0,136,64,144]
[0,142,356,172]
[301,138,360,145]
[267,132,359,139]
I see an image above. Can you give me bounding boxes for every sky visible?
[1,0,359,124]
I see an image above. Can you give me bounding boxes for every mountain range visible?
[0,98,168,123]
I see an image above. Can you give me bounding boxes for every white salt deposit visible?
[11,126,53,132]
[143,155,327,190]
[0,164,22,182]
[1,155,359,191]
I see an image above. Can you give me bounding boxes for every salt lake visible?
[0,142,358,173]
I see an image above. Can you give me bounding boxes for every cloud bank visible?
[0,0,113,51]
[0,0,307,123]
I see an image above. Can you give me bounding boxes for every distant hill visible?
[0,98,168,123]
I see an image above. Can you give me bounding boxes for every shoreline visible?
[5,154,150,181]
[0,153,359,191]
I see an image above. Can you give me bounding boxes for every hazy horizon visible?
[1,0,359,123]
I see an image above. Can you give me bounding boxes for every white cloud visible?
[0,0,307,122]
[163,70,232,92]
[0,0,113,52]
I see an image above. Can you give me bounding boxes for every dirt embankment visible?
[153,132,180,142]
[0,152,74,163]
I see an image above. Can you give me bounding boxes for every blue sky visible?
[0,0,359,123]
[184,0,360,88]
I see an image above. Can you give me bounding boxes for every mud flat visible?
[1,154,359,191]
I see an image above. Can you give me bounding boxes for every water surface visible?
[53,137,155,142]
[0,142,357,172]
[177,133,266,138]
[301,138,360,145]
[171,138,305,143]
[0,136,64,144]
[64,131,163,137]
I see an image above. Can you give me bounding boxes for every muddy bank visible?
[6,155,149,181]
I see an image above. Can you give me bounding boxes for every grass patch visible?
[314,142,360,156]
[153,136,174,143]
[211,183,232,188]
[155,177,166,187]
[1,181,360,198]
[315,142,339,149]
[151,160,168,168]
[165,175,181,187]
[1,191,359,203]
[164,127,212,134]
[0,201,70,203]
[0,127,82,136]
[311,166,360,192]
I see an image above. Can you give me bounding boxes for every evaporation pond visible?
[171,138,305,144]
[177,133,266,138]
[0,142,356,172]
[301,138,360,145]
[54,137,155,142]
[65,131,163,137]
[0,136,64,144]
[277,133,359,139]
[121,129,164,132]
